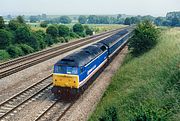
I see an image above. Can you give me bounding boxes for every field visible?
[29,23,125,33]
[89,28,180,120]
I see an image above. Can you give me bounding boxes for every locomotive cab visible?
[52,43,108,95]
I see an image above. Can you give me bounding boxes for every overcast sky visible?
[0,0,180,16]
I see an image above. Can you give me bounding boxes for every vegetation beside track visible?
[89,28,180,121]
[0,16,123,62]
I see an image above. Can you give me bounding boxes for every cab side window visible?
[80,67,84,73]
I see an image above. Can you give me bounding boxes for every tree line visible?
[0,16,93,61]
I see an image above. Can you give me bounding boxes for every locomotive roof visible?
[100,29,128,46]
[55,43,106,67]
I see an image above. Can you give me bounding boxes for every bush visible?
[18,44,34,55]
[15,25,31,44]
[64,36,71,42]
[40,21,48,28]
[128,20,159,56]
[84,26,93,36]
[73,23,85,37]
[58,25,70,37]
[0,16,5,29]
[57,37,65,43]
[59,16,72,24]
[8,20,20,31]
[73,23,84,33]
[7,45,24,58]
[44,34,54,46]
[28,34,40,51]
[0,50,10,60]
[46,25,58,37]
[0,29,13,49]
[69,32,80,38]
[76,32,86,37]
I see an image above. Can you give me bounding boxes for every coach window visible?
[100,46,106,51]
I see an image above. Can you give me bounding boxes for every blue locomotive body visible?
[52,28,132,95]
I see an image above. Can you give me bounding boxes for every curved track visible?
[0,28,125,79]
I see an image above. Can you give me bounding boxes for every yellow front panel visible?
[53,73,79,88]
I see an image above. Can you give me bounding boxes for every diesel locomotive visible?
[52,28,132,96]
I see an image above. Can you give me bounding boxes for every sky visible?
[0,0,180,17]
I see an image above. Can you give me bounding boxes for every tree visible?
[0,29,13,49]
[59,16,72,24]
[58,25,70,37]
[171,17,180,26]
[29,16,40,23]
[130,17,140,24]
[78,16,87,24]
[28,33,40,51]
[40,21,48,28]
[15,26,31,44]
[73,23,84,33]
[154,17,164,26]
[84,25,93,36]
[17,16,25,24]
[46,25,58,37]
[0,16,5,29]
[87,15,99,24]
[33,31,46,49]
[124,17,131,25]
[44,34,54,46]
[8,20,20,30]
[73,23,85,37]
[128,20,159,56]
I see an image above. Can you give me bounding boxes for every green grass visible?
[89,28,180,121]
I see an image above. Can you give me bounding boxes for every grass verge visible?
[89,27,180,121]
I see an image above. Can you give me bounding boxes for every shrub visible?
[64,36,71,42]
[0,29,13,49]
[59,16,72,24]
[46,25,58,37]
[44,34,54,46]
[0,16,5,29]
[40,21,48,28]
[58,25,70,37]
[73,23,84,33]
[8,20,20,31]
[28,34,40,51]
[15,25,31,44]
[73,23,85,37]
[18,44,34,55]
[128,20,159,56]
[84,26,93,36]
[0,50,10,60]
[57,37,65,43]
[69,32,80,38]
[7,45,24,58]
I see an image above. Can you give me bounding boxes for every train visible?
[51,27,133,96]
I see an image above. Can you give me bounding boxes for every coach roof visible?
[55,43,105,67]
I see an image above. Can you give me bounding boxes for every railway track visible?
[0,73,75,121]
[0,75,52,120]
[34,100,74,121]
[0,27,132,121]
[0,28,125,79]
